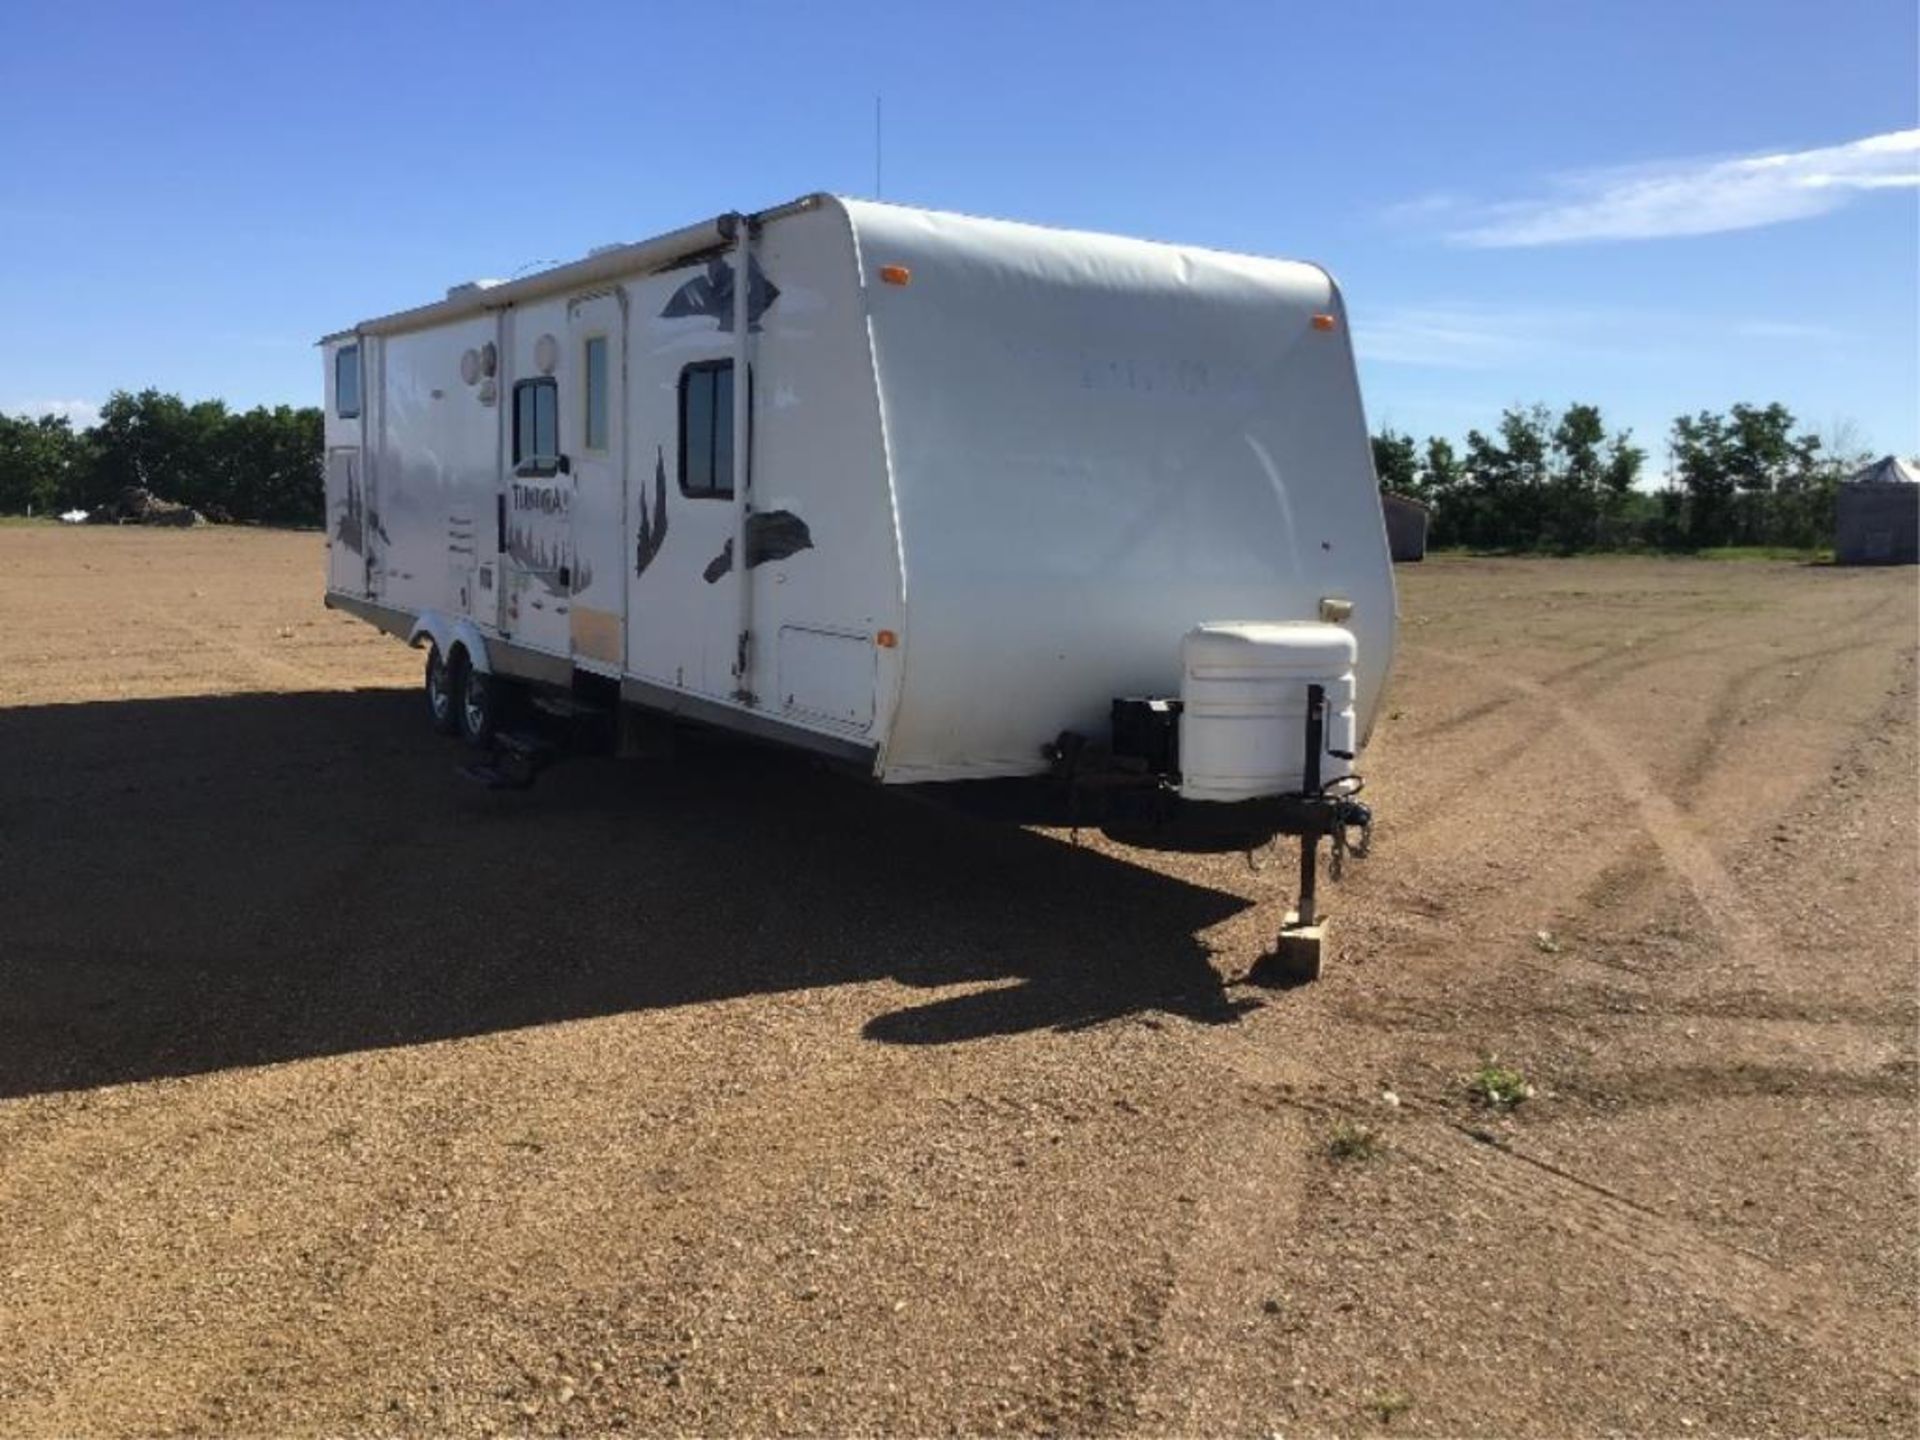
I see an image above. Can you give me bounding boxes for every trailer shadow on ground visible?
[0,689,1262,1098]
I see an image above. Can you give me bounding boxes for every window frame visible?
[512,377,561,477]
[677,359,751,500]
[335,344,361,420]
[581,333,610,453]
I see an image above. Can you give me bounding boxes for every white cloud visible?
[1352,301,1848,371]
[7,398,100,429]
[1420,129,1919,247]
[1729,319,1847,343]
[1350,302,1620,369]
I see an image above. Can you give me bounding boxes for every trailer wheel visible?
[424,644,460,735]
[456,655,500,749]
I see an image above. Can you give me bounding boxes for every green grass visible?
[1423,544,1832,563]
[1328,1121,1386,1162]
[1365,1389,1413,1424]
[1693,545,1832,563]
[1466,1060,1534,1109]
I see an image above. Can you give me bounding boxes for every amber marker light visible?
[875,629,899,648]
[1311,313,1337,331]
[879,265,912,286]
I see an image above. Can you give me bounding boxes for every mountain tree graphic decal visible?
[660,256,779,332]
[701,510,813,583]
[635,446,669,577]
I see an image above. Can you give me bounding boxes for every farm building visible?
[1380,491,1430,562]
[1835,456,1919,565]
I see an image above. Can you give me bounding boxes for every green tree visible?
[1546,402,1606,551]
[1669,410,1735,548]
[222,405,324,524]
[1725,402,1816,543]
[0,412,86,514]
[1597,430,1646,546]
[69,389,323,525]
[86,389,229,510]
[1670,403,1824,549]
[1371,428,1421,498]
[1419,436,1466,543]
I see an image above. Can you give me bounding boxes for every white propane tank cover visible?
[1178,622,1360,804]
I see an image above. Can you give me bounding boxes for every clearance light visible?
[1311,313,1337,332]
[879,265,912,286]
[875,629,899,648]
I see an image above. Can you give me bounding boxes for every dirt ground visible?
[1,525,1914,1437]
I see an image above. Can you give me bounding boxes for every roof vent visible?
[445,278,506,300]
[587,243,629,257]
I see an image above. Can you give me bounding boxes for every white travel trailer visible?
[323,195,1395,975]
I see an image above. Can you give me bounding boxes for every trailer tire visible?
[424,644,460,735]
[455,652,500,749]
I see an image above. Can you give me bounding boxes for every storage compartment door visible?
[778,626,875,730]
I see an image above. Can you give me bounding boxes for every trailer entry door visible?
[565,292,627,671]
[500,367,573,656]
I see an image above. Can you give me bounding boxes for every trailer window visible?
[678,360,735,498]
[513,378,559,471]
[335,345,360,419]
[583,336,609,451]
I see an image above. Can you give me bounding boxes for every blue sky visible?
[3,0,1916,467]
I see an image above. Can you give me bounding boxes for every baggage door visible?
[326,447,374,596]
[564,292,626,672]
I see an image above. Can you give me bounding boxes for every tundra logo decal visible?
[661,256,779,332]
[635,446,669,578]
[511,481,569,516]
[506,479,580,596]
[701,510,813,583]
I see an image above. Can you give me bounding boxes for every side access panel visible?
[325,446,377,597]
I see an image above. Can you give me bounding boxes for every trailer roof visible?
[321,207,760,344]
[322,193,1328,344]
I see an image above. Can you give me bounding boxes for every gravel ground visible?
[0,527,1914,1436]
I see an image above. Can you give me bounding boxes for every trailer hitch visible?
[1252,683,1375,986]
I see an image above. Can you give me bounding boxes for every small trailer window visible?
[679,360,736,498]
[583,336,609,451]
[513,378,559,471]
[335,345,360,419]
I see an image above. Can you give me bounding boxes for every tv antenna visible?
[874,94,883,199]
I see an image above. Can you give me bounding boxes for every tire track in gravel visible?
[1120,1045,1319,1436]
[1398,1122,1919,1378]
[151,610,333,689]
[1417,583,1905,751]
[1424,646,1784,970]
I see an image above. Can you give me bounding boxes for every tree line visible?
[0,387,1877,550]
[0,389,323,526]
[1373,400,1869,553]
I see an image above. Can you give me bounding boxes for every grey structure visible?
[1835,456,1918,566]
[1380,491,1430,562]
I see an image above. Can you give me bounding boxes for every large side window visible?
[583,336,609,451]
[678,360,736,498]
[335,345,361,419]
[513,378,559,472]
